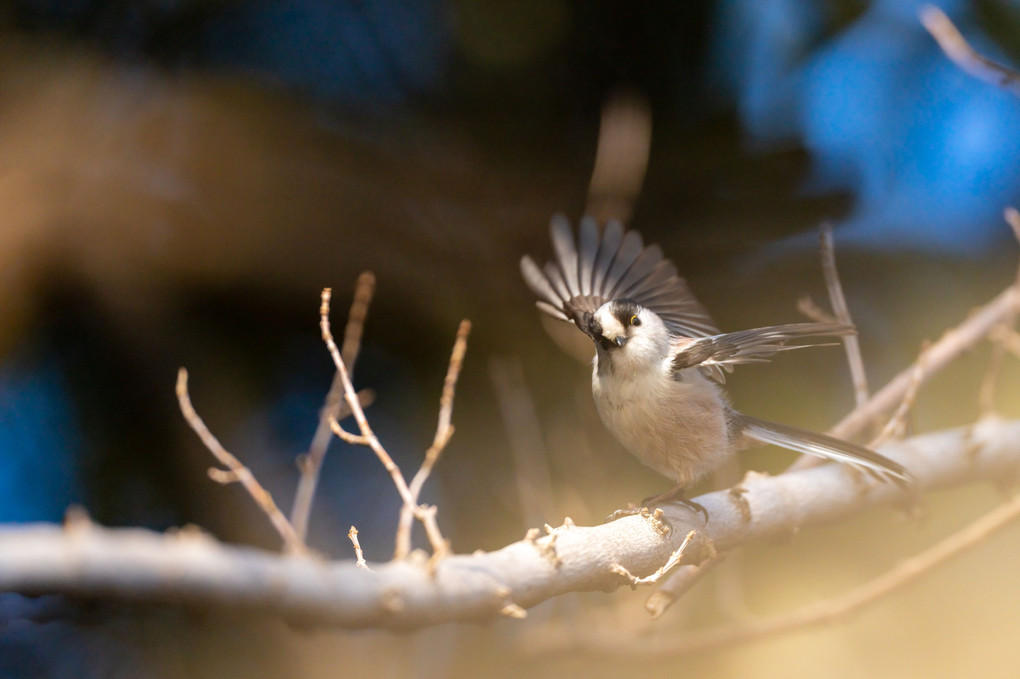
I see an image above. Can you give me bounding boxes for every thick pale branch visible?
[1,419,1017,630]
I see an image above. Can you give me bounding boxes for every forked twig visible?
[176,369,302,553]
[319,287,469,561]
[611,530,696,587]
[815,284,1020,446]
[291,272,376,543]
[319,289,418,509]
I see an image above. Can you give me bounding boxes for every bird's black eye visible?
[630,314,641,327]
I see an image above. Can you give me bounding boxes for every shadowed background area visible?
[1,0,1020,677]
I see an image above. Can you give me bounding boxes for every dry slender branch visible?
[827,283,1020,443]
[318,287,467,560]
[869,349,927,448]
[176,368,303,553]
[819,224,870,408]
[611,530,697,587]
[318,289,418,513]
[1,418,1018,630]
[920,5,1020,96]
[395,319,472,560]
[645,552,727,619]
[291,272,376,543]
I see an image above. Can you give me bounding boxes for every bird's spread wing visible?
[520,214,719,337]
[671,322,855,382]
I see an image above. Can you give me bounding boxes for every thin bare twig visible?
[319,287,467,560]
[645,552,727,619]
[176,368,303,553]
[819,224,870,408]
[319,288,418,512]
[611,530,697,587]
[787,271,1020,478]
[869,348,927,448]
[348,526,368,570]
[395,320,472,560]
[797,296,836,324]
[921,5,1020,97]
[291,272,376,543]
[829,284,1020,443]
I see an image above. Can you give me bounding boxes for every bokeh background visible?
[1,0,1020,677]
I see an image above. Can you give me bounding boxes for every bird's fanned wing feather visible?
[520,214,719,337]
[670,322,855,381]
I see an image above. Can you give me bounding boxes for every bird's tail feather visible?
[738,414,912,487]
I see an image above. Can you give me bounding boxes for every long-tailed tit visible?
[520,216,911,508]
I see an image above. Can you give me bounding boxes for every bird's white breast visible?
[592,362,731,487]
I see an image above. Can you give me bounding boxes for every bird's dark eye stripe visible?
[612,299,641,327]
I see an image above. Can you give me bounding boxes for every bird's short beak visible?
[614,336,628,348]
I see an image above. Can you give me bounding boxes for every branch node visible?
[640,507,671,537]
[534,532,562,568]
[207,467,241,484]
[500,602,528,619]
[727,485,752,523]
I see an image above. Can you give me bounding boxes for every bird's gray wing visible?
[520,214,719,337]
[670,322,855,382]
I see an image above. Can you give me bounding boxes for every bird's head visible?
[585,299,670,370]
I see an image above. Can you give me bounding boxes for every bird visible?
[520,215,911,512]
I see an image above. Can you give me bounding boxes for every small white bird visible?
[521,216,910,509]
